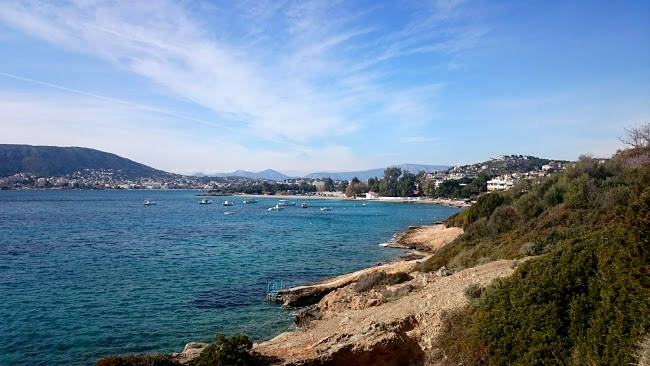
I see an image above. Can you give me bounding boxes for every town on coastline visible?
[0,155,566,204]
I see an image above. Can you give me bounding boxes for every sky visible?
[0,0,648,175]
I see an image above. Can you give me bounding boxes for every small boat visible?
[301,202,308,208]
[224,211,235,215]
[277,199,296,206]
[320,207,333,211]
[199,199,212,204]
[223,200,234,206]
[242,199,258,204]
[267,204,284,211]
[144,200,156,206]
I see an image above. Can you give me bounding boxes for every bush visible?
[430,144,650,365]
[431,307,488,366]
[96,354,180,366]
[464,283,484,301]
[192,334,263,366]
[488,205,520,233]
[354,271,411,292]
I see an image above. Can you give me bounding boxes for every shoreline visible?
[200,192,471,208]
[171,222,469,365]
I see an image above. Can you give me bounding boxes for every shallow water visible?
[0,190,459,365]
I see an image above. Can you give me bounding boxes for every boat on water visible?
[301,202,308,208]
[242,199,258,204]
[199,199,212,204]
[277,199,296,206]
[144,200,156,206]
[267,204,284,211]
[223,200,234,206]
[320,206,333,211]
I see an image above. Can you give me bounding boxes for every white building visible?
[365,191,379,199]
[487,175,517,191]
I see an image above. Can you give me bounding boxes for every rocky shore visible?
[170,222,524,366]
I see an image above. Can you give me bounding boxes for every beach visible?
[217,193,472,208]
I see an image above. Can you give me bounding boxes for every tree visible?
[323,178,335,191]
[338,180,349,193]
[620,122,650,149]
[397,172,416,197]
[380,168,402,196]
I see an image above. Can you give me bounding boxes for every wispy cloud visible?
[0,0,484,141]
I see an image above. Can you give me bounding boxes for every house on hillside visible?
[487,175,517,191]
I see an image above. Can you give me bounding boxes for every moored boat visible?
[268,204,284,211]
[320,206,333,211]
[242,199,258,204]
[301,202,308,208]
[277,199,296,206]
[199,199,212,204]
[144,200,156,206]
[223,200,234,206]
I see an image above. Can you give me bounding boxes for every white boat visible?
[277,199,296,206]
[224,211,235,215]
[320,207,333,211]
[267,204,284,211]
[223,200,234,206]
[242,199,258,204]
[144,200,156,206]
[199,199,212,204]
[301,202,308,208]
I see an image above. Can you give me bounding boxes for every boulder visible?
[172,342,209,365]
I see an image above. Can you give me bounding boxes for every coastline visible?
[171,222,478,365]
[199,192,471,208]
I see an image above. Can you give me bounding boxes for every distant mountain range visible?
[0,144,169,178]
[304,164,450,181]
[195,164,450,181]
[195,169,291,181]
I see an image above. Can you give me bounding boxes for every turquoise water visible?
[0,190,458,365]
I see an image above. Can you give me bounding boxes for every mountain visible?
[206,169,292,181]
[305,163,450,181]
[0,144,170,178]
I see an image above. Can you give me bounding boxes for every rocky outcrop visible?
[256,259,522,365]
[172,342,209,365]
[390,224,464,252]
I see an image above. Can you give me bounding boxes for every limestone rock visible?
[172,342,209,365]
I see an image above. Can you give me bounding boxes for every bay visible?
[0,190,458,365]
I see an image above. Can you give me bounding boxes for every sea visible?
[0,190,459,365]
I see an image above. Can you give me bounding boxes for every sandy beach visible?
[221,193,472,208]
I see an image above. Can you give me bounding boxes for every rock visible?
[435,266,453,278]
[172,342,209,365]
[294,305,322,328]
[300,316,423,366]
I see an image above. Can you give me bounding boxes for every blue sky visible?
[0,0,648,175]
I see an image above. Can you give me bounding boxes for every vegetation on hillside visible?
[427,124,650,365]
[0,144,170,178]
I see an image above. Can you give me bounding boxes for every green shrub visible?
[192,334,262,366]
[430,147,650,365]
[431,307,488,366]
[464,283,484,301]
[96,354,180,366]
[488,205,520,233]
[354,271,411,292]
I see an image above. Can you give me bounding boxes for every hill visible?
[422,144,650,365]
[0,144,170,179]
[306,163,449,181]
[201,169,291,181]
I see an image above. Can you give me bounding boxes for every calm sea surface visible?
[0,190,458,365]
